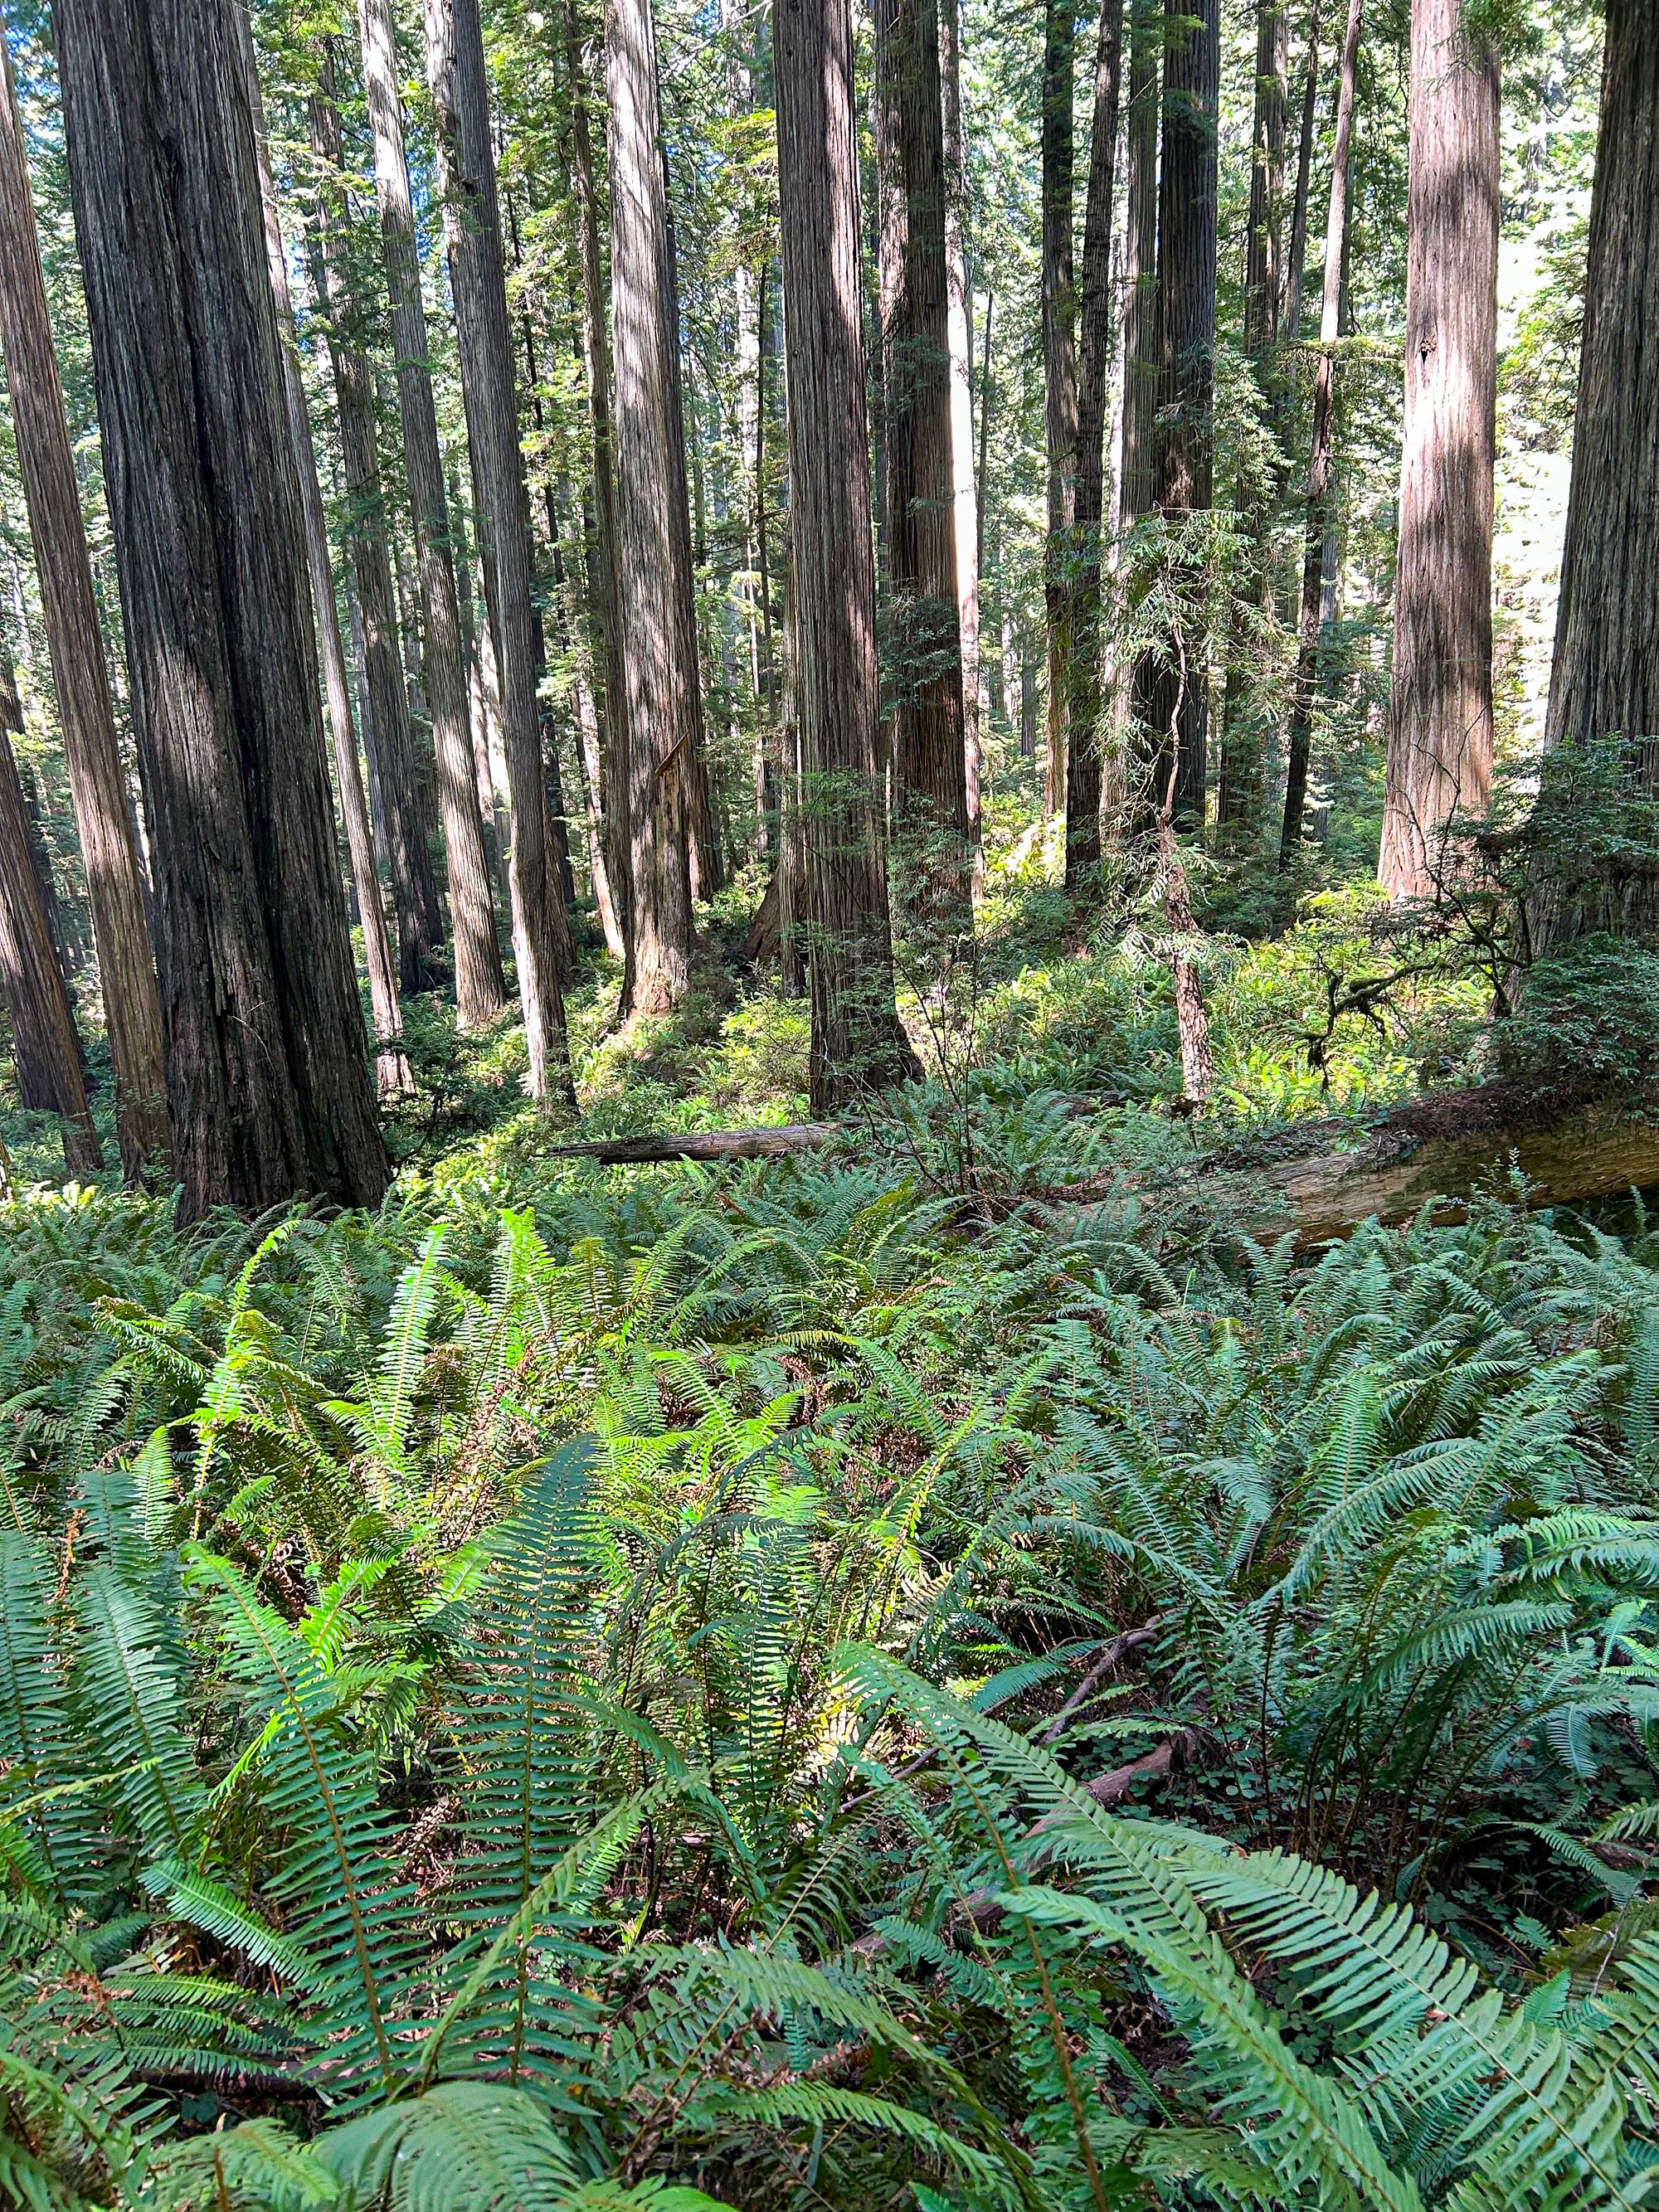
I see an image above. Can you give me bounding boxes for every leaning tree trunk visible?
[308,49,444,997]
[0,34,167,1183]
[1544,0,1659,808]
[359,0,506,1026]
[423,0,575,1106]
[1039,0,1077,821]
[938,0,982,882]
[1129,0,1219,836]
[0,638,100,1175]
[873,0,971,931]
[56,0,387,1221]
[241,12,411,1102]
[1280,0,1363,871]
[1378,0,1498,901]
[1063,0,1122,890]
[605,0,698,1015]
[773,0,918,1108]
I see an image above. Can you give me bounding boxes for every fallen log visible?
[547,1122,840,1164]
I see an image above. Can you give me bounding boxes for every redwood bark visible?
[307,52,444,994]
[1280,0,1363,871]
[358,0,505,1025]
[0,639,100,1174]
[1039,0,1077,819]
[423,0,574,1104]
[873,0,971,926]
[938,0,981,877]
[773,0,917,1107]
[1063,0,1122,889]
[605,0,698,1014]
[0,35,166,1182]
[1545,0,1659,786]
[1281,0,1321,343]
[241,15,411,1102]
[1119,0,1160,527]
[56,0,387,1219]
[1379,0,1498,898]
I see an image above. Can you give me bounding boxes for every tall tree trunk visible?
[1063,0,1122,890]
[1215,0,1287,838]
[1130,0,1219,834]
[938,0,982,880]
[1281,0,1321,344]
[605,0,698,1014]
[773,0,917,1107]
[0,34,167,1182]
[57,0,387,1221]
[307,51,444,995]
[423,0,575,1104]
[563,3,633,981]
[1279,0,1362,871]
[1379,0,1498,899]
[1039,0,1077,820]
[0,635,100,1175]
[358,0,505,1025]
[873,0,971,929]
[1118,0,1160,527]
[1544,2,1659,802]
[241,12,411,1102]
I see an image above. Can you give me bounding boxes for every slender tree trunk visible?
[938,0,982,880]
[1063,0,1122,890]
[1281,0,1322,344]
[1039,0,1078,820]
[773,0,917,1107]
[0,635,100,1174]
[57,0,387,1221]
[359,0,505,1025]
[241,12,411,1101]
[1279,0,1362,870]
[1119,1,1159,530]
[1379,0,1498,899]
[307,52,444,994]
[605,0,698,1014]
[423,0,574,1103]
[1544,1,1659,799]
[873,0,971,929]
[1129,0,1219,834]
[0,34,167,1182]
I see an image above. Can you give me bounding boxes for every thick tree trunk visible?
[605,0,698,1016]
[359,0,505,1027]
[1129,0,1219,834]
[938,0,982,880]
[57,0,387,1221]
[1379,0,1498,900]
[1118,0,1160,529]
[241,16,411,1103]
[0,640,100,1175]
[773,0,917,1108]
[873,0,971,930]
[1039,0,1077,821]
[423,0,574,1106]
[0,36,167,1184]
[1280,0,1363,871]
[1063,0,1122,890]
[1544,1,1659,798]
[307,53,444,996]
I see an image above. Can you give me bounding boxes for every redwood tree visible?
[1039,0,1077,820]
[1379,0,1499,898]
[56,0,387,1219]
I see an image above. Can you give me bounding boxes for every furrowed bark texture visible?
[773,0,917,1109]
[606,0,698,1014]
[57,0,387,1218]
[1039,0,1077,819]
[424,0,574,1104]
[1119,0,1160,527]
[1545,0,1659,783]
[308,53,444,996]
[0,639,100,1174]
[1064,0,1122,889]
[1379,0,1498,899]
[0,36,168,1182]
[241,12,411,1102]
[873,0,971,923]
[359,0,506,1024]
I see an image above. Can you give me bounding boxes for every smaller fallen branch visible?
[1039,1621,1160,1745]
